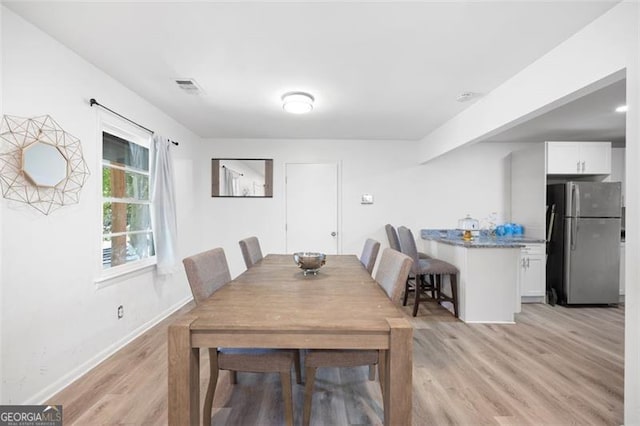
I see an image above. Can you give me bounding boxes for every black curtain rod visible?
[222,165,244,176]
[89,98,179,146]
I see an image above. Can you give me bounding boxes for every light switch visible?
[361,194,374,204]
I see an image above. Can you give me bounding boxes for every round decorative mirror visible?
[22,142,69,187]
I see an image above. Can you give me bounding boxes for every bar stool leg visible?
[450,274,459,318]
[403,276,411,306]
[412,275,422,317]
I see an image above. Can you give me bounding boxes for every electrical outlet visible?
[117,305,124,319]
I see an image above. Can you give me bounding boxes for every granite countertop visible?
[421,229,546,248]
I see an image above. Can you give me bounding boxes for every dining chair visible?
[360,238,381,274]
[183,247,299,426]
[397,226,459,317]
[238,236,264,269]
[302,248,413,426]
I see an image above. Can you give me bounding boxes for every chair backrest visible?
[239,236,264,269]
[360,238,381,274]
[183,248,232,305]
[374,248,414,303]
[397,226,420,274]
[385,224,401,251]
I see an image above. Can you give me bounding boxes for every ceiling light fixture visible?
[282,92,314,114]
[615,105,628,113]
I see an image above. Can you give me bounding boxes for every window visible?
[101,125,155,274]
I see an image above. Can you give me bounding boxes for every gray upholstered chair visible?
[239,236,264,269]
[302,248,413,426]
[360,238,381,274]
[397,226,459,317]
[385,224,431,259]
[183,248,299,426]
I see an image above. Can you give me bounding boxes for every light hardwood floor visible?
[48,300,624,425]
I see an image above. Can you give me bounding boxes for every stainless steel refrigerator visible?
[546,182,621,305]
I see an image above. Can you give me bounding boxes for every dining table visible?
[168,254,413,425]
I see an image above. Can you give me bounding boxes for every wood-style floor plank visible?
[46,301,624,425]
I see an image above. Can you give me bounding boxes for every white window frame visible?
[96,117,156,283]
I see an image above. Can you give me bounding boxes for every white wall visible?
[0,3,4,405]
[625,4,640,423]
[1,8,199,404]
[198,138,529,278]
[417,2,640,423]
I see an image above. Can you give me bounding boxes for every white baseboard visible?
[522,296,546,304]
[27,296,192,405]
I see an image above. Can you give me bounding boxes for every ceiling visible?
[4,1,619,140]
[485,78,626,146]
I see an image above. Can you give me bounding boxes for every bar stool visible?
[397,226,459,318]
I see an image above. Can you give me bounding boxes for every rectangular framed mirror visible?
[211,158,273,197]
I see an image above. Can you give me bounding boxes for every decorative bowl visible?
[293,252,326,276]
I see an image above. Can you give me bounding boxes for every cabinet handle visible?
[581,161,585,173]
[526,258,530,268]
[577,161,580,172]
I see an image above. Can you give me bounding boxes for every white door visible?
[286,163,339,254]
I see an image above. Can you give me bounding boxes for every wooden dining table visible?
[168,254,413,425]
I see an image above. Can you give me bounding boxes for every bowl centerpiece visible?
[293,252,326,276]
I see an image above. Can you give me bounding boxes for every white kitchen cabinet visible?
[519,243,546,302]
[546,141,611,175]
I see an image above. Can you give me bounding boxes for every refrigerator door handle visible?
[571,218,578,251]
[574,183,581,218]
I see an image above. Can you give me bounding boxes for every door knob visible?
[331,232,337,237]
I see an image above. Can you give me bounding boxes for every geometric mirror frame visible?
[0,115,90,215]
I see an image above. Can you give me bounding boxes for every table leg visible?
[168,318,199,426]
[384,318,413,426]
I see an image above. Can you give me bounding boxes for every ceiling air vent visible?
[456,92,481,103]
[175,78,203,95]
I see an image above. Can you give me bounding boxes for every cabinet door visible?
[522,254,545,297]
[547,142,580,174]
[580,142,611,174]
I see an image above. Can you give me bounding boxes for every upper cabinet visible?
[546,141,611,175]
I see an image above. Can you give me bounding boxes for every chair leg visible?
[280,371,294,426]
[303,366,317,426]
[368,364,376,381]
[230,370,238,385]
[450,274,459,318]
[430,274,436,299]
[204,348,219,426]
[378,350,386,398]
[294,350,303,384]
[412,275,422,317]
[435,274,442,305]
[403,276,411,306]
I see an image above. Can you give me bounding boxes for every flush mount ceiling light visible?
[615,105,628,113]
[282,92,314,114]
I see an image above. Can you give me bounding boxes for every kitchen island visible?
[421,230,544,323]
